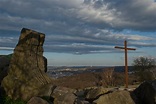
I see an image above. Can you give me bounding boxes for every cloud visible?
[100,0,156,31]
[44,43,115,54]
[0,47,14,50]
[1,0,156,32]
[0,36,18,48]
[0,0,156,54]
[129,42,156,47]
[80,0,155,31]
[106,34,153,41]
[43,30,154,54]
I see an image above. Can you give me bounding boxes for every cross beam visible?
[115,40,136,88]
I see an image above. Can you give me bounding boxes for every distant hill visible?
[0,54,12,59]
[114,66,134,72]
[0,55,5,57]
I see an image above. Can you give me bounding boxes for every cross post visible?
[115,40,136,88]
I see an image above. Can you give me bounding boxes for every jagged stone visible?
[133,80,156,104]
[43,56,47,72]
[1,28,53,101]
[75,98,90,104]
[51,86,76,104]
[27,97,49,104]
[75,89,86,98]
[85,87,109,102]
[93,90,135,104]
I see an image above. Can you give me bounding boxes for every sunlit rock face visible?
[2,28,53,101]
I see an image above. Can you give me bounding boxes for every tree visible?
[132,56,156,82]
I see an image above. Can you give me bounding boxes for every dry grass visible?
[52,72,138,89]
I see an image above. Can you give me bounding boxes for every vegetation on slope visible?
[0,95,26,104]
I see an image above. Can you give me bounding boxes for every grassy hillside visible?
[53,71,137,89]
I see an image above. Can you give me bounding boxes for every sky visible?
[0,0,156,66]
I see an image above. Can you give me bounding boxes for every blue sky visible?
[0,0,156,66]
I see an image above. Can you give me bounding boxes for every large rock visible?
[51,86,76,104]
[75,99,90,104]
[43,56,47,72]
[85,87,109,102]
[93,90,135,104]
[133,80,156,104]
[27,97,49,104]
[1,28,53,101]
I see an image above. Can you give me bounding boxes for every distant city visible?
[47,66,134,78]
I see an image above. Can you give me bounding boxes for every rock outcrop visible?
[51,86,76,104]
[133,80,156,104]
[1,28,53,101]
[85,87,109,102]
[27,97,49,104]
[93,90,135,104]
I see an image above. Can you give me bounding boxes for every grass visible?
[0,95,27,104]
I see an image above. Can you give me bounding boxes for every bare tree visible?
[132,56,156,82]
[102,67,115,87]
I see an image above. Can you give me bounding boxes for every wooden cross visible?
[115,40,136,88]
